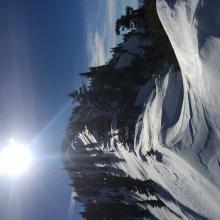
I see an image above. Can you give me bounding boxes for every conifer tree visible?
[65,1,180,219]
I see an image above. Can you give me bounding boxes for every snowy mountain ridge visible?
[64,0,220,219]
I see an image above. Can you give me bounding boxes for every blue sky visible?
[0,0,139,219]
[84,0,139,66]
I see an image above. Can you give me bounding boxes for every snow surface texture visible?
[65,0,220,219]
[135,0,220,219]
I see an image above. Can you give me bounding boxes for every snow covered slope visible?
[65,0,220,219]
[134,0,220,218]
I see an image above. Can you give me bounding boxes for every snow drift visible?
[65,0,220,219]
[134,0,220,218]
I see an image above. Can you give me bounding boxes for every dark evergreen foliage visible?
[65,1,180,219]
[67,0,179,145]
[67,141,164,219]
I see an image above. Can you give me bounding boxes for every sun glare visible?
[0,142,32,176]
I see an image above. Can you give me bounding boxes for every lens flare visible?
[0,143,32,176]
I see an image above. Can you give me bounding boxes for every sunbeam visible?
[0,140,32,176]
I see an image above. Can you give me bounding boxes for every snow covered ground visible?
[65,0,220,219]
[134,0,220,218]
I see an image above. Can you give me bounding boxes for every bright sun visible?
[0,141,32,176]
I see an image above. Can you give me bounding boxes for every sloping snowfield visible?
[65,0,220,219]
[134,0,220,219]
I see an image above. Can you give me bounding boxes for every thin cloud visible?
[83,0,116,66]
[84,0,139,67]
[89,31,105,66]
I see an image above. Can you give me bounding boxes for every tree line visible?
[65,0,179,219]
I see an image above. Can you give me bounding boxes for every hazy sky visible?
[0,0,139,219]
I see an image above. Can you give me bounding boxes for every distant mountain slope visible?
[63,0,220,219]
